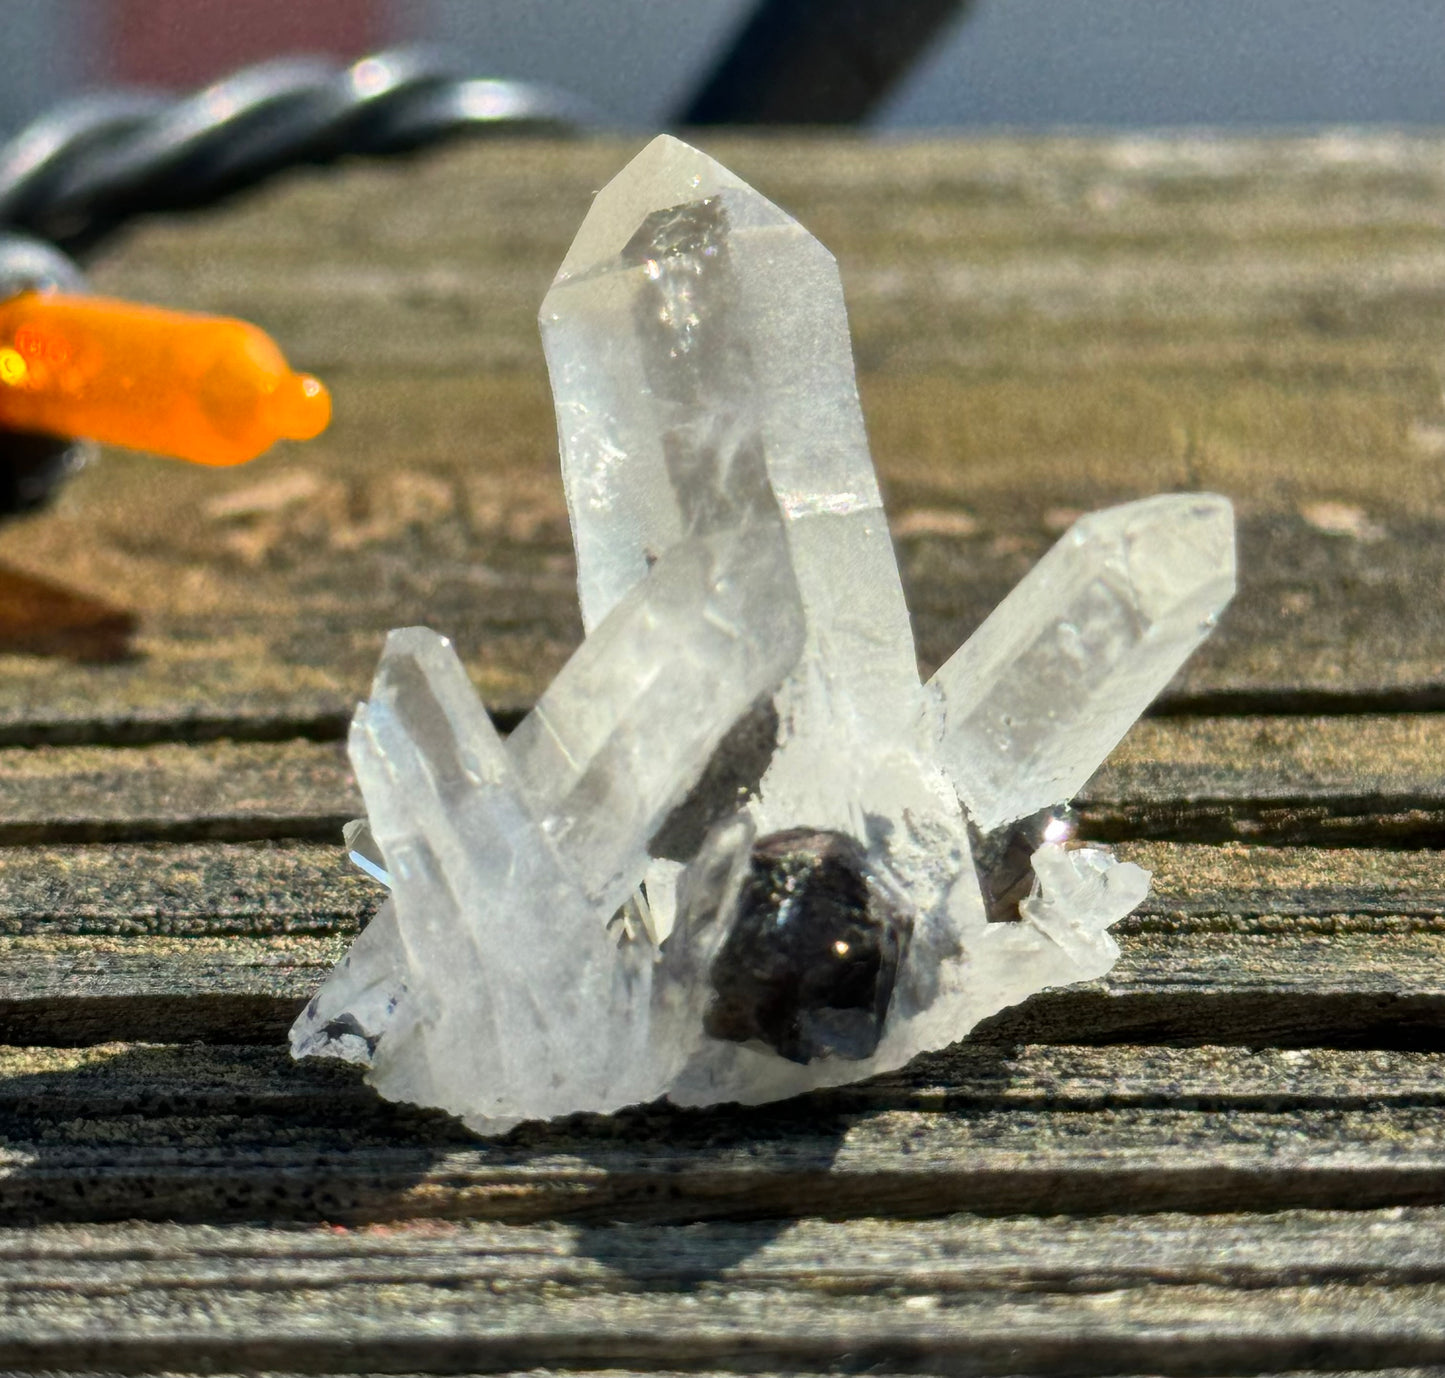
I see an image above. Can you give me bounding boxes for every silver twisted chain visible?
[0,47,592,257]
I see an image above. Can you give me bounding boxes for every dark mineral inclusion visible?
[704,828,911,1064]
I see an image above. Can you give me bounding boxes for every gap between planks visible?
[4,1045,1445,1227]
[1,842,1445,1048]
[5,510,1445,749]
[1,715,1444,848]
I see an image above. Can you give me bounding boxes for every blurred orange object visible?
[0,291,330,466]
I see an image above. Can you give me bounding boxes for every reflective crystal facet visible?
[928,494,1236,833]
[293,136,1235,1130]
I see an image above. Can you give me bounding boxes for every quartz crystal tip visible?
[930,492,1236,833]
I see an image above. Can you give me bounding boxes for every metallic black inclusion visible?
[704,827,910,1064]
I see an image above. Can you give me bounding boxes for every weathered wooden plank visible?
[4,1212,1445,1376]
[5,840,1442,937]
[83,136,1445,416]
[4,1044,1445,1227]
[8,1207,1445,1289]
[4,1042,1442,1117]
[1126,841,1445,925]
[0,841,372,935]
[5,1281,1445,1378]
[2,841,1442,1047]
[0,136,1439,1372]
[3,137,1445,738]
[1084,714,1445,845]
[0,739,356,844]
[8,509,1445,746]
[6,922,1442,1048]
[0,933,339,1042]
[3,714,1443,846]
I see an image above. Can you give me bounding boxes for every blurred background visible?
[0,0,1440,136]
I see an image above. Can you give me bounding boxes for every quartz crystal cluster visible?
[291,136,1236,1132]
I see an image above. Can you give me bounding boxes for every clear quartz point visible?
[542,139,922,803]
[293,136,1235,1128]
[927,494,1237,833]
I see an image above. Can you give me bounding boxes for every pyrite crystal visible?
[292,137,1236,1132]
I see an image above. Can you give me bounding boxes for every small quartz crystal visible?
[292,136,1236,1132]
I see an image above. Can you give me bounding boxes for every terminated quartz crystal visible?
[292,136,1236,1131]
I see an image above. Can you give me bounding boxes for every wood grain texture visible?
[3,712,1444,847]
[5,1043,1445,1227]
[3,137,1445,735]
[4,840,1445,1049]
[0,134,1443,1374]
[4,1212,1445,1375]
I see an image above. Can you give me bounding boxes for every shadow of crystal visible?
[0,1037,1018,1244]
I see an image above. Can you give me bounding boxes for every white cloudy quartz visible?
[291,135,1236,1132]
